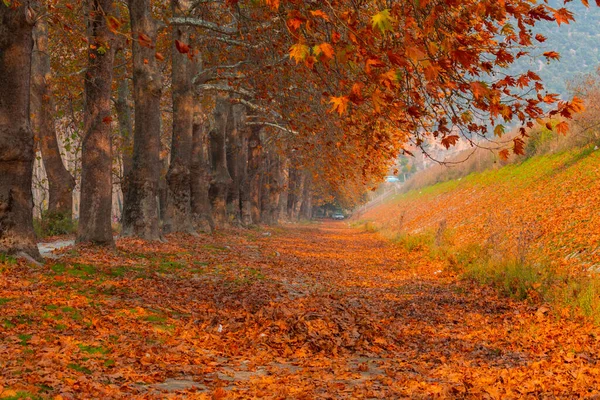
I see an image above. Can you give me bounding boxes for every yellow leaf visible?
[289,44,310,64]
[372,89,385,113]
[371,9,394,33]
[493,124,505,137]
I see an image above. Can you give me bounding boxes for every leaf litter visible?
[1,223,600,398]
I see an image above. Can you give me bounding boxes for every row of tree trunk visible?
[0,1,313,260]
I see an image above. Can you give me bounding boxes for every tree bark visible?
[122,0,162,240]
[0,2,40,259]
[300,173,312,219]
[238,108,252,226]
[190,107,214,233]
[77,0,115,246]
[263,150,281,225]
[291,167,305,220]
[226,104,244,224]
[247,125,262,224]
[209,96,232,228]
[114,67,133,200]
[31,17,75,218]
[278,156,289,221]
[164,0,196,234]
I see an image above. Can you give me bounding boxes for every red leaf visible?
[175,40,190,54]
[441,135,459,149]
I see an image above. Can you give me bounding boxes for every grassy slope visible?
[358,146,600,319]
[361,146,600,271]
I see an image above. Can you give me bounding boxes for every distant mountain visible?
[513,1,600,97]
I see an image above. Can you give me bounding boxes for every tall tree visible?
[190,104,214,232]
[121,0,162,240]
[78,0,116,245]
[0,2,40,259]
[31,16,75,219]
[114,47,134,201]
[164,0,196,234]
[209,96,232,228]
[247,125,262,224]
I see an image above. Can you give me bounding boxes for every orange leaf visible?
[318,43,335,59]
[310,10,330,21]
[138,33,153,48]
[106,16,121,33]
[555,121,569,135]
[329,96,349,116]
[543,51,560,61]
[264,0,280,9]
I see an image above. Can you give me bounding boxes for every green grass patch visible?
[50,263,67,274]
[2,319,15,329]
[143,314,167,323]
[78,344,109,355]
[202,244,228,252]
[0,253,17,266]
[17,334,32,346]
[54,324,67,331]
[104,359,115,367]
[0,298,13,306]
[158,260,186,273]
[0,391,43,400]
[67,363,92,375]
[68,263,97,278]
[464,257,554,301]
[153,324,176,333]
[108,266,127,277]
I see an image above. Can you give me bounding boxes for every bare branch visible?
[196,83,254,97]
[170,16,238,34]
[246,121,298,135]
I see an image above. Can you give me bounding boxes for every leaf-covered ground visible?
[360,147,600,272]
[2,222,600,399]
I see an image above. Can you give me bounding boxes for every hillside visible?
[519,0,600,97]
[358,145,600,280]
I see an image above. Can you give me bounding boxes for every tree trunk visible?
[238,109,252,226]
[287,166,296,219]
[31,17,75,218]
[278,156,289,221]
[190,107,214,233]
[0,2,40,259]
[300,173,312,219]
[226,104,244,224]
[209,96,232,228]
[247,125,262,224]
[114,66,133,200]
[263,150,281,225]
[122,0,162,240]
[164,0,195,234]
[291,168,305,220]
[77,0,116,246]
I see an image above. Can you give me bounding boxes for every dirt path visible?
[249,223,600,398]
[1,222,600,398]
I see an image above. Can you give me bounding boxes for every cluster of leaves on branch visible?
[33,0,596,210]
[264,0,590,163]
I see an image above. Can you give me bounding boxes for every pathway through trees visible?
[1,223,599,398]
